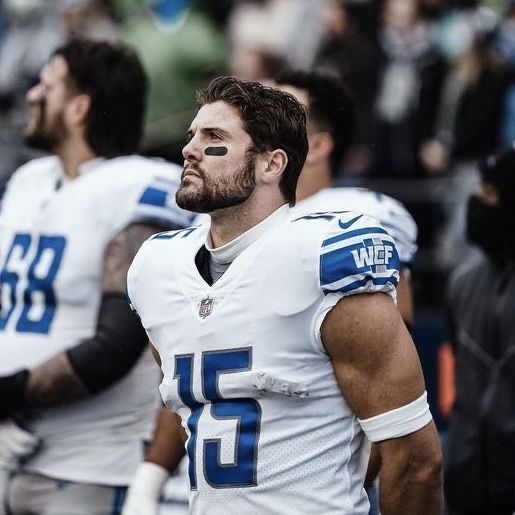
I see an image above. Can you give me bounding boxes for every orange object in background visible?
[437,342,455,418]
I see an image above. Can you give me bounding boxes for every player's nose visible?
[26,84,43,105]
[182,137,202,163]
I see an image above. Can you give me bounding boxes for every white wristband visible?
[358,391,433,443]
[129,462,169,499]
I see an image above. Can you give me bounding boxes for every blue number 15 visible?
[174,347,261,489]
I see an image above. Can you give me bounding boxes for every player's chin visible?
[176,187,205,211]
[25,107,43,129]
[24,119,39,138]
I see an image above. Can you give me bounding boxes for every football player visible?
[126,76,442,514]
[125,70,420,515]
[0,39,195,515]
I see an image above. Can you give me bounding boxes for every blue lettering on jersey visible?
[0,234,66,334]
[174,354,203,490]
[350,238,394,271]
[151,227,198,240]
[174,348,261,489]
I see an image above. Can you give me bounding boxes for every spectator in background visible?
[0,0,122,191]
[0,0,66,185]
[61,0,119,41]
[420,6,511,268]
[492,1,515,145]
[313,0,377,175]
[370,0,446,178]
[228,0,324,81]
[420,6,506,175]
[418,0,447,21]
[113,0,228,164]
[445,145,515,515]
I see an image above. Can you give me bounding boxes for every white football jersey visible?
[293,187,418,266]
[128,206,400,514]
[0,155,195,485]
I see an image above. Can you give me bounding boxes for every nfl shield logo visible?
[199,297,214,318]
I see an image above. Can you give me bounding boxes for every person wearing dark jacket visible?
[445,145,515,515]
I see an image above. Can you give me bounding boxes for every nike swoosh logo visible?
[338,215,363,230]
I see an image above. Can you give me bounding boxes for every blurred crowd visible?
[1,0,514,301]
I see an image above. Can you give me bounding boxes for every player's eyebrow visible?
[186,126,231,143]
[200,127,231,140]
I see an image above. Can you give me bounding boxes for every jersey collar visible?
[206,204,290,265]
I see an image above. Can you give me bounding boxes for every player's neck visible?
[296,163,333,202]
[55,137,97,179]
[209,194,287,249]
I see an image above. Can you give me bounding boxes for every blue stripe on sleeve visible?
[322,227,390,247]
[323,275,399,296]
[138,187,168,208]
[320,243,364,286]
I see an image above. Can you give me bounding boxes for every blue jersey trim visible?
[323,275,399,296]
[138,187,168,208]
[322,227,390,248]
[320,243,364,286]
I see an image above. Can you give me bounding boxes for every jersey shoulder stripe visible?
[319,214,400,297]
[132,174,195,229]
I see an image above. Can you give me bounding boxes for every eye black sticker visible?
[204,146,228,156]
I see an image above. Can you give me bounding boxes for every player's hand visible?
[0,420,39,469]
[122,462,169,515]
[0,421,39,515]
[121,494,159,515]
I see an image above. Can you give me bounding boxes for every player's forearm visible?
[379,463,442,515]
[378,425,443,515]
[0,352,89,420]
[26,352,89,406]
[145,408,186,472]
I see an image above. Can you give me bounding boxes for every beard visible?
[176,151,256,213]
[24,99,67,152]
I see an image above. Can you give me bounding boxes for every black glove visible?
[0,370,30,420]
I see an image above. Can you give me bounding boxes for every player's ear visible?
[306,131,333,165]
[260,149,288,185]
[69,94,91,127]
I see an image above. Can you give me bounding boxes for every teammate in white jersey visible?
[276,69,418,328]
[0,39,195,515]
[126,76,442,514]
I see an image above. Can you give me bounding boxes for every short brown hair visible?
[197,76,309,205]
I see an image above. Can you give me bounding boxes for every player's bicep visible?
[321,292,425,420]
